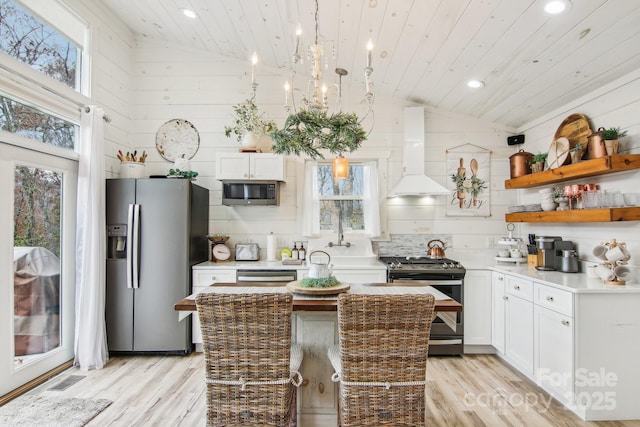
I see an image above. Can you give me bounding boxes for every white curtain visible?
[363,161,381,237]
[74,106,108,370]
[302,161,320,237]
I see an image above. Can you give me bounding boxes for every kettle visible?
[308,250,333,279]
[427,239,446,259]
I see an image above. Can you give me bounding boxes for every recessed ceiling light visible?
[467,79,484,89]
[181,8,198,19]
[544,0,570,15]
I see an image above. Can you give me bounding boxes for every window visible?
[305,161,381,237]
[0,93,78,148]
[0,0,81,90]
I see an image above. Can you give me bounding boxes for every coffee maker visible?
[535,236,562,271]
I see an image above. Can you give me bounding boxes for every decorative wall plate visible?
[155,119,200,161]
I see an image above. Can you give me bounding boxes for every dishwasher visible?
[236,269,297,285]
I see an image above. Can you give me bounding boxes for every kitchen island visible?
[174,281,462,313]
[175,282,461,427]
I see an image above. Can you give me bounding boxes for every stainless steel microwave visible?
[222,181,280,206]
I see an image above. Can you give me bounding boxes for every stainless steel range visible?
[380,256,466,356]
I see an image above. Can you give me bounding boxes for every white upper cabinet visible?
[216,152,285,181]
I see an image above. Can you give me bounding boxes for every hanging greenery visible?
[270,110,366,159]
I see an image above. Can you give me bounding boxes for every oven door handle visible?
[391,279,462,286]
[429,338,463,346]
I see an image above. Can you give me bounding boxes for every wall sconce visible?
[333,155,349,180]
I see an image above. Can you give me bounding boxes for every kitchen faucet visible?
[328,206,350,248]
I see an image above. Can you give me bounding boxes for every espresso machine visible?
[535,236,562,271]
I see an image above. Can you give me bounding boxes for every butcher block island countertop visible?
[174,282,462,313]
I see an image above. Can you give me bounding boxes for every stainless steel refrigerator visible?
[105,178,208,354]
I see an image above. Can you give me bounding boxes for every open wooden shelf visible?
[505,207,640,223]
[503,154,640,223]
[504,154,640,189]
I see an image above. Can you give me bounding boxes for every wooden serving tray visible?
[553,113,592,149]
[286,281,350,295]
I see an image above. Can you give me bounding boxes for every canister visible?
[509,150,533,178]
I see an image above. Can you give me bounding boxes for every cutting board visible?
[553,113,592,149]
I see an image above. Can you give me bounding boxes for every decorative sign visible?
[446,144,491,217]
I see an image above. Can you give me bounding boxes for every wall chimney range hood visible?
[387,107,450,197]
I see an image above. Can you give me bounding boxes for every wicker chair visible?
[196,292,303,427]
[327,293,436,427]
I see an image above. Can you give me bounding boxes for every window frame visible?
[299,154,389,240]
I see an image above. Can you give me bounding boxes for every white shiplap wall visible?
[516,70,640,273]
[128,38,518,267]
[63,0,134,178]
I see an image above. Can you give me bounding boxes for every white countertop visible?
[490,265,640,294]
[193,260,387,271]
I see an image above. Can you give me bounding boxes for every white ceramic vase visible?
[241,131,260,149]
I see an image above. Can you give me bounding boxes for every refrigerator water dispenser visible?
[108,224,127,259]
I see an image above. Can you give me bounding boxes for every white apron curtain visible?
[302,161,320,237]
[363,161,381,237]
[74,106,108,370]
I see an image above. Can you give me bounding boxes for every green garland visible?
[299,276,340,288]
[270,110,366,159]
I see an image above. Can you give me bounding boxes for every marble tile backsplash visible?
[374,234,453,258]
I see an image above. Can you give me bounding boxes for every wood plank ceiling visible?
[99,0,640,128]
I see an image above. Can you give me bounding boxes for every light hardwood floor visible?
[19,353,640,427]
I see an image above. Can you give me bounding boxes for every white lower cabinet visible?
[504,275,534,378]
[505,293,534,378]
[294,312,338,427]
[534,302,574,405]
[490,270,640,420]
[191,269,236,347]
[463,270,492,346]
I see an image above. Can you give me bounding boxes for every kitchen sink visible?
[306,238,379,266]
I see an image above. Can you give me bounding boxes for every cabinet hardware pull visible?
[499,276,504,281]
[503,296,508,300]
[561,320,570,326]
[319,382,325,393]
[514,285,520,290]
[546,296,554,301]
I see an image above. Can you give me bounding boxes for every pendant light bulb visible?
[333,156,349,180]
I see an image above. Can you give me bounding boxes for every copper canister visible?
[509,150,533,178]
[587,127,607,159]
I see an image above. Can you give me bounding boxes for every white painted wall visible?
[64,0,134,178]
[516,70,640,274]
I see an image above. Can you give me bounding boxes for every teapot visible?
[307,250,333,279]
[427,239,447,259]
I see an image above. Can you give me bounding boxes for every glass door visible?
[0,141,77,396]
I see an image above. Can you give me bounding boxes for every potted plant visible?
[599,127,627,156]
[224,97,277,149]
[530,152,547,173]
[569,143,584,163]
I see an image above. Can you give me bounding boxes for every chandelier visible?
[270,0,375,174]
